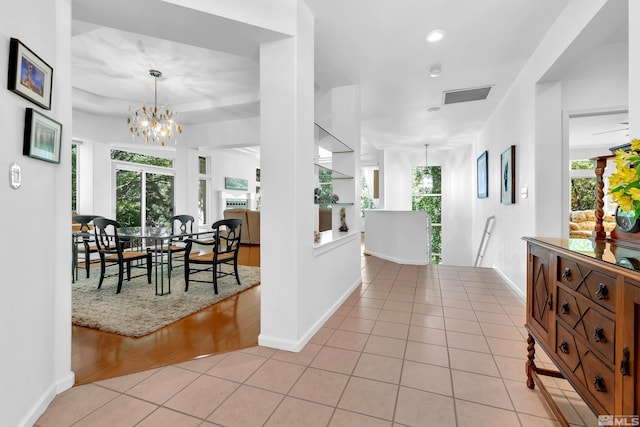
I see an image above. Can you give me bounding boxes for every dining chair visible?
[72,214,101,280]
[93,218,152,294]
[166,214,195,273]
[183,218,242,294]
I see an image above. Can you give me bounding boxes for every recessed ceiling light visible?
[428,106,441,113]
[425,29,446,43]
[429,65,441,78]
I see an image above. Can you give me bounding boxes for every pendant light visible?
[421,144,433,194]
[127,70,182,146]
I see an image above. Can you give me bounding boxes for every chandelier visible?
[127,69,182,146]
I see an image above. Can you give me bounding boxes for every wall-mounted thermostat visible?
[9,162,21,189]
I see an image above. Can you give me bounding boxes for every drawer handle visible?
[560,301,569,315]
[562,268,572,280]
[593,325,606,343]
[595,283,609,300]
[559,341,569,354]
[593,375,606,392]
[547,294,553,311]
[621,347,630,376]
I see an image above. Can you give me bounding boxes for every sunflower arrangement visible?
[609,138,640,218]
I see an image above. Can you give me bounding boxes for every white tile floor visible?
[36,255,598,426]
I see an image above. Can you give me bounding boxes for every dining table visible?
[116,226,216,296]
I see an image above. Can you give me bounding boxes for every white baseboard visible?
[19,371,74,427]
[258,276,362,352]
[493,266,525,301]
[362,249,427,266]
[57,371,75,393]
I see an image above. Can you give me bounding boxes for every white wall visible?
[208,149,260,220]
[378,145,474,266]
[186,117,260,149]
[0,1,74,426]
[473,0,611,295]
[259,2,362,350]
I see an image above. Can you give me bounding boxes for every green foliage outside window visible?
[412,166,442,264]
[317,170,333,209]
[431,225,442,255]
[570,160,595,170]
[571,178,597,211]
[570,159,596,211]
[361,174,376,217]
[412,196,442,223]
[112,150,174,227]
[116,170,142,226]
[111,149,173,168]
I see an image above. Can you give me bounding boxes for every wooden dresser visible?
[524,237,639,425]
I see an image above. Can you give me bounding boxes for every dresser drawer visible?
[555,322,615,415]
[556,256,616,313]
[556,285,615,364]
[555,321,581,371]
[576,338,615,415]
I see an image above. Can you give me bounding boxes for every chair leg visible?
[213,265,219,295]
[97,257,106,289]
[126,260,132,281]
[116,263,124,294]
[146,254,152,284]
[84,245,91,278]
[233,260,240,285]
[85,256,91,278]
[184,259,190,291]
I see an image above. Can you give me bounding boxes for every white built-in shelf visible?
[315,123,353,153]
[314,163,353,179]
[313,229,359,256]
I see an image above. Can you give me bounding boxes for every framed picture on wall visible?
[7,38,53,110]
[23,108,62,163]
[477,150,488,199]
[500,145,516,205]
[225,176,249,191]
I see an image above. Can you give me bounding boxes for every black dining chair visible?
[72,214,101,280]
[183,218,242,294]
[166,214,195,273]
[93,218,152,293]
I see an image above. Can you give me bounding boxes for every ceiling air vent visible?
[443,86,492,105]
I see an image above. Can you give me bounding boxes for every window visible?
[361,166,378,217]
[412,166,442,264]
[198,156,211,225]
[111,149,175,227]
[317,169,333,209]
[71,143,77,212]
[570,160,596,211]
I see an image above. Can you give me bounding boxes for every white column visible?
[259,1,315,347]
[330,86,361,233]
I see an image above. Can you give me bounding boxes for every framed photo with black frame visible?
[23,108,62,164]
[500,145,516,205]
[477,150,488,199]
[7,38,53,110]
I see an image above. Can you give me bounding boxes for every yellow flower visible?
[607,140,640,217]
[630,187,640,201]
[618,195,635,212]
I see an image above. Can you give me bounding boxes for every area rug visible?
[72,265,260,337]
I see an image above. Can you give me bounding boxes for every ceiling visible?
[72,0,627,156]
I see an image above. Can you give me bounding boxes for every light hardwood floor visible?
[72,244,261,385]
